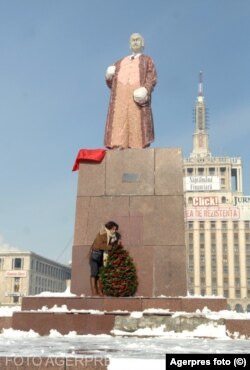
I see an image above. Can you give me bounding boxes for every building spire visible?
[198,71,203,96]
[190,72,211,158]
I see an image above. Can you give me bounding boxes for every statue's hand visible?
[106,65,116,80]
[133,87,148,104]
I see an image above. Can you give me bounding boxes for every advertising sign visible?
[184,176,221,191]
[5,270,27,277]
[185,206,240,220]
[233,196,250,220]
[192,196,219,206]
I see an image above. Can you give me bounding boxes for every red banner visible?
[72,149,106,171]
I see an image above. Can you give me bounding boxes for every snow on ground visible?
[0,299,249,369]
[0,328,249,370]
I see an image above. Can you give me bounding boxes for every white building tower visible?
[183,73,250,312]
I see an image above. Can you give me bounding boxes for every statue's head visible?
[129,33,144,53]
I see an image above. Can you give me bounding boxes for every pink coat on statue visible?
[104,54,157,149]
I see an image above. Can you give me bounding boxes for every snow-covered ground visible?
[0,304,249,370]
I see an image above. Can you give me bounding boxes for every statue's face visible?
[130,34,143,53]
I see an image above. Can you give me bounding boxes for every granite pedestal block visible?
[71,148,187,297]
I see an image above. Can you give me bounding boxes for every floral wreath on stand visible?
[99,237,138,297]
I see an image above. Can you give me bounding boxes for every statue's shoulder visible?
[138,54,153,63]
[141,54,154,61]
[115,57,124,66]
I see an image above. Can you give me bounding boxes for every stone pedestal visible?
[71,148,187,297]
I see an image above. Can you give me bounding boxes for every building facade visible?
[183,73,250,312]
[0,250,71,305]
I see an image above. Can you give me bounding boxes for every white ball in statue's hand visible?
[106,66,116,80]
[133,87,148,103]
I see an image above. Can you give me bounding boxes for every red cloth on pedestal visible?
[72,149,107,171]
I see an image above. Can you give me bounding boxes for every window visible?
[234,245,239,253]
[200,277,205,284]
[199,221,205,230]
[235,266,240,275]
[0,258,4,269]
[233,221,239,230]
[209,167,215,175]
[12,258,23,270]
[200,255,205,264]
[211,266,217,274]
[211,244,216,253]
[235,278,241,288]
[189,277,194,284]
[211,255,217,265]
[200,233,205,243]
[246,233,250,242]
[188,255,194,264]
[210,221,216,230]
[234,233,239,244]
[198,168,204,175]
[222,221,227,230]
[223,290,229,298]
[200,244,205,252]
[223,278,228,287]
[212,277,217,285]
[211,232,216,242]
[200,266,205,274]
[222,233,227,243]
[245,221,250,230]
[188,222,193,230]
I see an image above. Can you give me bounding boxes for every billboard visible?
[185,195,250,221]
[233,196,250,220]
[184,176,221,191]
[185,206,240,220]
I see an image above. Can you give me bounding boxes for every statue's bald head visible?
[129,33,144,53]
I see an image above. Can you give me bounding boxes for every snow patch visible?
[0,306,21,317]
[33,286,76,297]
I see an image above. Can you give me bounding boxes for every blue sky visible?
[0,0,250,265]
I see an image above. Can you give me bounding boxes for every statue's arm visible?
[134,56,157,105]
[105,65,116,88]
[144,57,157,94]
